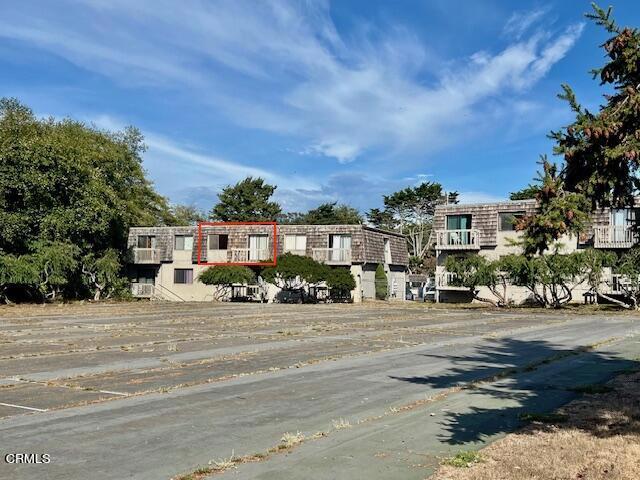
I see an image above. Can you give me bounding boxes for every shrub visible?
[198,265,255,301]
[375,264,387,300]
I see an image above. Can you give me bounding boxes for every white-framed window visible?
[174,268,193,284]
[284,234,307,253]
[137,235,155,248]
[384,238,392,263]
[174,235,194,250]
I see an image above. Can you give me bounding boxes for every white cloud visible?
[0,1,584,164]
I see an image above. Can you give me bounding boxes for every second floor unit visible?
[433,198,640,252]
[128,224,408,268]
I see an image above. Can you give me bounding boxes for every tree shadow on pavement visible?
[389,337,639,445]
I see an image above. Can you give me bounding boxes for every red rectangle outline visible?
[196,221,277,266]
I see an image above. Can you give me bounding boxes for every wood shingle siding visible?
[128,224,408,266]
[433,200,537,247]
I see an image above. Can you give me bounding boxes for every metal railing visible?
[230,248,271,262]
[594,226,637,248]
[311,248,352,264]
[435,229,480,250]
[133,248,161,263]
[131,283,154,297]
[436,271,461,288]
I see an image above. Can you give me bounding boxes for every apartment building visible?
[433,199,639,304]
[127,224,408,302]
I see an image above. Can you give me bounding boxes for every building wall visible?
[128,224,408,302]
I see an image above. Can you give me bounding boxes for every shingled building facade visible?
[127,224,408,302]
[433,199,639,303]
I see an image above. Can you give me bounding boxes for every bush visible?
[375,264,387,300]
[198,265,255,301]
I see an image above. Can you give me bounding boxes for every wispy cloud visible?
[0,1,584,164]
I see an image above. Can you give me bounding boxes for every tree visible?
[0,98,172,301]
[198,265,256,301]
[509,185,539,200]
[325,268,356,296]
[210,177,281,221]
[366,208,397,230]
[81,250,124,301]
[167,204,206,226]
[369,182,445,259]
[301,202,362,225]
[375,264,387,300]
[515,158,590,256]
[261,253,328,301]
[445,255,511,307]
[551,4,640,209]
[501,252,590,308]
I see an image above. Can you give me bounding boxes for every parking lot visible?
[1,302,639,479]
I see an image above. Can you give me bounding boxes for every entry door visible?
[248,235,268,261]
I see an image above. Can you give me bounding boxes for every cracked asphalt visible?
[0,302,639,480]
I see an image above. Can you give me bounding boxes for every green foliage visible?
[501,251,591,308]
[442,450,483,468]
[375,264,387,300]
[325,267,356,292]
[300,202,362,225]
[198,265,255,286]
[167,204,206,225]
[444,255,511,307]
[81,249,124,300]
[367,182,451,260]
[515,158,590,256]
[509,185,539,200]
[261,253,327,290]
[613,247,640,308]
[549,4,640,208]
[0,98,171,302]
[210,177,281,221]
[198,265,256,301]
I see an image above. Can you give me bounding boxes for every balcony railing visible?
[131,283,154,297]
[133,248,161,263]
[230,248,271,262]
[435,229,480,250]
[594,226,637,248]
[283,249,307,256]
[312,248,352,265]
[435,271,467,290]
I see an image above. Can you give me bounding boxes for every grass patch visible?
[332,418,351,430]
[442,450,483,468]
[279,431,305,449]
[568,384,614,394]
[518,412,568,424]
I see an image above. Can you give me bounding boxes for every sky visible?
[1,0,639,213]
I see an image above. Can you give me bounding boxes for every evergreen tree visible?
[210,177,281,222]
[552,4,640,208]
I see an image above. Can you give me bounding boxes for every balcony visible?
[133,248,161,263]
[312,248,352,265]
[435,271,467,290]
[435,229,481,250]
[593,226,638,248]
[131,283,154,297]
[230,248,271,262]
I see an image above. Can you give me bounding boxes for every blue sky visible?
[1,1,639,213]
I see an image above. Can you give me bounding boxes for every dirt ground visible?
[431,371,640,480]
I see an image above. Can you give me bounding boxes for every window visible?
[499,212,525,231]
[329,234,351,262]
[446,214,471,230]
[284,234,306,253]
[174,269,193,284]
[137,235,155,248]
[248,234,269,261]
[208,234,228,250]
[174,235,194,250]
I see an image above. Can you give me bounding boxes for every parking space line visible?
[99,390,129,396]
[0,402,48,412]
